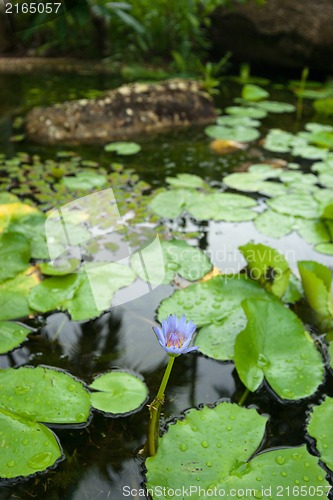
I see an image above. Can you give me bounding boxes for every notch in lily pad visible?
[89,370,148,415]
[104,142,141,155]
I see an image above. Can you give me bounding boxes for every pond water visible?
[0,70,333,499]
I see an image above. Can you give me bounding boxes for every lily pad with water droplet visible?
[0,366,91,424]
[234,299,324,399]
[0,407,62,479]
[307,396,333,472]
[89,371,148,415]
[0,322,32,353]
[158,275,267,327]
[145,402,328,498]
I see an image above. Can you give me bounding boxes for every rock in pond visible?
[25,79,217,145]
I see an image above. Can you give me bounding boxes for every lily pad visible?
[216,115,261,127]
[239,243,291,298]
[234,299,324,399]
[307,397,333,472]
[0,266,40,321]
[254,101,296,113]
[225,106,267,119]
[295,219,331,245]
[131,239,212,284]
[255,210,295,238]
[62,172,107,190]
[267,193,319,219]
[157,275,267,327]
[0,322,32,353]
[89,371,148,415]
[264,129,293,153]
[298,261,333,326]
[165,174,205,189]
[149,189,188,218]
[146,403,328,498]
[0,366,91,424]
[315,242,333,255]
[0,233,31,283]
[205,125,260,142]
[104,142,141,155]
[242,84,269,101]
[0,407,62,479]
[186,192,257,222]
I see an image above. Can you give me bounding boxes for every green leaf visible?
[0,233,31,283]
[314,97,333,116]
[62,172,107,190]
[267,193,319,218]
[165,174,205,189]
[216,115,261,127]
[264,129,293,153]
[146,403,328,498]
[295,219,331,245]
[0,366,91,424]
[254,100,296,113]
[0,322,31,353]
[255,210,295,238]
[39,259,81,276]
[149,189,189,218]
[0,407,62,479]
[131,239,212,284]
[196,309,247,361]
[186,192,257,221]
[315,242,333,255]
[242,84,269,101]
[89,371,148,415]
[239,243,291,297]
[6,213,49,259]
[0,267,39,321]
[205,125,260,142]
[298,261,333,326]
[28,274,82,313]
[307,397,333,471]
[282,274,303,304]
[157,275,267,327]
[225,106,267,118]
[104,141,141,155]
[234,299,324,399]
[308,131,333,149]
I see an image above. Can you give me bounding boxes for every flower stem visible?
[147,356,175,456]
[238,388,250,406]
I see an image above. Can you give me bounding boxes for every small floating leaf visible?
[89,371,148,415]
[225,105,267,118]
[165,174,205,189]
[267,193,319,218]
[242,84,269,101]
[254,100,296,113]
[205,125,260,142]
[0,233,31,283]
[104,142,141,155]
[255,210,295,238]
[0,322,31,353]
[62,172,107,190]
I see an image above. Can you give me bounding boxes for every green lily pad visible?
[131,239,212,284]
[157,275,267,327]
[186,192,257,221]
[225,106,267,118]
[62,172,107,190]
[165,174,205,189]
[0,322,32,353]
[242,84,269,101]
[89,371,148,415]
[239,243,291,298]
[28,274,82,314]
[223,172,264,192]
[0,366,91,424]
[267,193,319,218]
[254,101,296,113]
[314,98,333,116]
[0,233,31,284]
[307,397,333,472]
[104,142,141,155]
[282,274,303,304]
[264,129,294,153]
[0,407,62,479]
[39,259,81,276]
[6,212,49,259]
[196,308,247,361]
[295,219,331,245]
[216,115,261,127]
[146,403,328,498]
[0,267,39,321]
[255,210,295,238]
[315,242,333,255]
[292,144,328,160]
[234,299,324,399]
[205,125,260,142]
[149,189,189,218]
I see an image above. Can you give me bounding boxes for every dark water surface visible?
[0,71,332,499]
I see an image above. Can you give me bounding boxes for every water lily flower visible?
[153,314,198,356]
